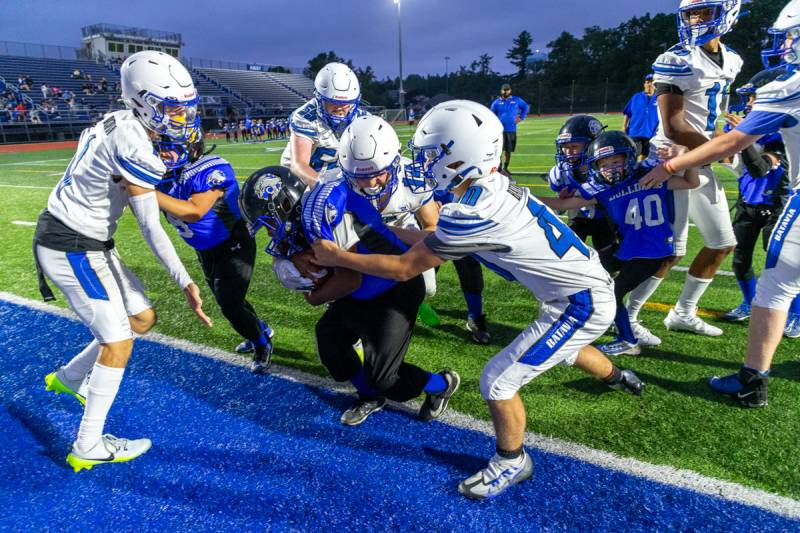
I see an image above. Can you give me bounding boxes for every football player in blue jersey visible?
[156,137,274,374]
[539,131,699,355]
[549,115,619,256]
[239,166,459,426]
[720,68,800,336]
[640,0,800,407]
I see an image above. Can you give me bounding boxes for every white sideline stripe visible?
[0,184,51,189]
[10,220,35,226]
[674,265,735,277]
[2,289,798,519]
[0,158,70,166]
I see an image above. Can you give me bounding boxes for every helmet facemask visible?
[139,92,200,142]
[588,146,637,186]
[762,26,800,69]
[405,139,459,193]
[677,1,740,47]
[344,156,401,209]
[316,92,360,133]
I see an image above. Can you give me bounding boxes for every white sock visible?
[61,339,101,383]
[675,274,713,317]
[75,363,125,453]
[626,276,664,322]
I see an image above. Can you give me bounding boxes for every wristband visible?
[664,159,676,174]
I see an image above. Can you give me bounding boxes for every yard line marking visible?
[10,220,36,226]
[2,290,797,519]
[0,184,51,189]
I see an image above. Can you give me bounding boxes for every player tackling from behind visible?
[311,100,644,499]
[35,51,211,472]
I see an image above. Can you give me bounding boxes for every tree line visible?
[301,0,784,113]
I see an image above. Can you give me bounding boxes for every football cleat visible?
[466,314,491,345]
[419,369,461,421]
[709,366,769,408]
[44,369,86,406]
[607,369,645,396]
[598,339,641,356]
[340,397,386,426]
[784,313,800,338]
[66,434,152,473]
[631,321,661,346]
[722,302,751,323]
[458,451,534,500]
[235,324,274,354]
[663,308,723,336]
[417,301,441,327]
[250,340,273,375]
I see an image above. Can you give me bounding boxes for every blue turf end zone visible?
[0,300,797,532]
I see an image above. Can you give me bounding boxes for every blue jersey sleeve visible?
[517,97,529,121]
[192,163,236,194]
[623,95,634,117]
[736,110,799,136]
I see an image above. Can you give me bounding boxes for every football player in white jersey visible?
[334,114,441,325]
[311,100,645,499]
[35,51,212,472]
[641,0,800,408]
[627,0,743,337]
[281,62,369,188]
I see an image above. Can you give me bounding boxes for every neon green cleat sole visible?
[418,302,441,327]
[44,372,86,406]
[66,435,152,473]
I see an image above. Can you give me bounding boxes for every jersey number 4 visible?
[625,194,664,230]
[527,199,590,259]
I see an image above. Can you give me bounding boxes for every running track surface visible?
[1,299,797,532]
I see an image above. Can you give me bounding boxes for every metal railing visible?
[0,40,84,61]
[81,24,182,45]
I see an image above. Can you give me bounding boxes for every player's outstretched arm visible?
[311,238,444,281]
[304,267,361,306]
[535,195,593,211]
[156,189,223,223]
[667,166,700,190]
[640,129,759,189]
[126,182,212,327]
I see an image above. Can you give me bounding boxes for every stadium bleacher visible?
[0,55,121,121]
[195,67,312,113]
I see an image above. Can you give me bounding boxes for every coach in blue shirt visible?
[490,83,529,175]
[622,74,659,160]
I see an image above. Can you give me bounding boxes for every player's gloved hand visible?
[184,282,213,327]
[273,258,316,292]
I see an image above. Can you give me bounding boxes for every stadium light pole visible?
[394,0,405,108]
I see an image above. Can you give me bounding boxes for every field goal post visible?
[381,108,407,122]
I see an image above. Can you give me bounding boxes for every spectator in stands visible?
[113,81,120,93]
[24,75,34,87]
[100,77,108,92]
[84,73,92,81]
[71,68,82,79]
[62,89,74,102]
[51,86,62,97]
[82,83,91,95]
[30,109,42,124]
[622,73,659,161]
[490,82,529,177]
[13,102,26,122]
[18,76,29,91]
[41,84,50,100]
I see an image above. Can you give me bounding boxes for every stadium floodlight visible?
[394,0,405,108]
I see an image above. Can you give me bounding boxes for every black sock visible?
[603,365,622,385]
[496,445,523,460]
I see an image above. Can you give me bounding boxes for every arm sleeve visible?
[490,99,499,114]
[548,166,566,193]
[112,123,167,189]
[129,192,193,289]
[741,144,774,178]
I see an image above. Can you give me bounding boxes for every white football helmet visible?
[339,115,401,206]
[314,62,361,131]
[677,0,741,47]
[762,0,800,68]
[406,100,503,193]
[120,51,199,142]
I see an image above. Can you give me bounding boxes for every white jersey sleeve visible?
[749,70,800,190]
[651,44,743,146]
[108,113,166,189]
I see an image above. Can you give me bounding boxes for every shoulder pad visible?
[666,43,691,56]
[754,70,800,106]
